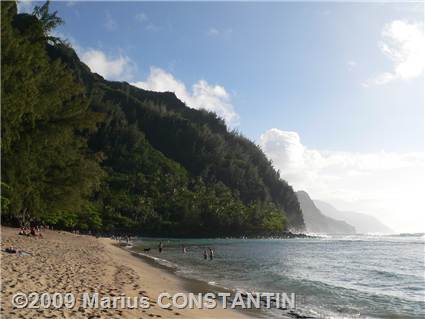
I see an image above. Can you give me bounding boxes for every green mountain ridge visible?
[1,2,304,236]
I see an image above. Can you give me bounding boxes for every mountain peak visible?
[296,191,356,234]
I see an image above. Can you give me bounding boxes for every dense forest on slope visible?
[1,1,305,236]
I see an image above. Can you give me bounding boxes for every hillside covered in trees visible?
[1,1,305,236]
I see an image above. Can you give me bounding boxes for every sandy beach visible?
[0,227,252,319]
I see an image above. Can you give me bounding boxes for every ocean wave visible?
[304,233,332,238]
[131,250,180,270]
[389,232,425,238]
[307,233,425,244]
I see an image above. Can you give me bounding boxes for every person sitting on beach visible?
[29,226,43,238]
[4,246,17,254]
[24,227,31,236]
[3,246,32,256]
[208,248,214,260]
[158,241,163,253]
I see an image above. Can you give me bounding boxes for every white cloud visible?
[364,20,424,87]
[104,12,117,31]
[134,13,161,31]
[80,49,134,81]
[135,12,148,23]
[134,12,161,31]
[145,23,161,32]
[208,28,220,36]
[207,27,233,38]
[260,128,425,233]
[132,67,239,127]
[50,32,134,81]
[55,28,132,82]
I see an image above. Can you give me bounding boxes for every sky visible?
[19,1,425,233]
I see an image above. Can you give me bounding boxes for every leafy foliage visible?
[33,0,64,44]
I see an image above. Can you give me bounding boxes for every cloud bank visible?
[132,67,239,127]
[364,20,424,86]
[50,31,135,82]
[260,128,425,232]
[79,49,134,81]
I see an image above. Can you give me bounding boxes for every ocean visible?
[131,233,425,318]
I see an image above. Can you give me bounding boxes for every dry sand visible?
[1,227,252,319]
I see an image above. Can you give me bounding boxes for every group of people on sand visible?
[157,241,214,260]
[2,227,38,256]
[18,225,43,238]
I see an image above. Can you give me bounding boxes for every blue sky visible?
[19,1,424,232]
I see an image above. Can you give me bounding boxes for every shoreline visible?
[125,248,266,319]
[1,227,255,318]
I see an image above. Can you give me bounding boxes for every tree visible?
[1,1,104,226]
[32,0,64,44]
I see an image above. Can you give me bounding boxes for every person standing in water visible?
[208,247,214,260]
[203,249,208,260]
[158,241,163,253]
